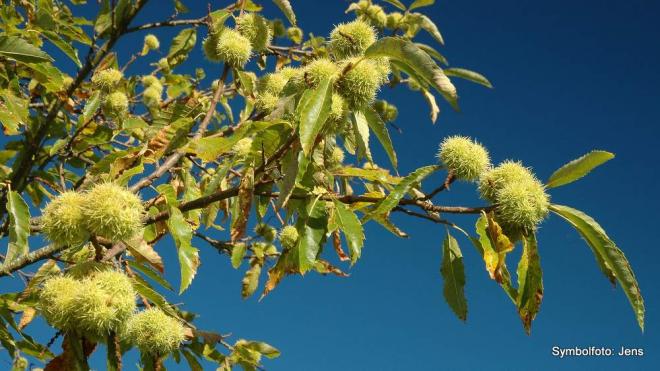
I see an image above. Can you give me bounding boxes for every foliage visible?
[0,0,644,369]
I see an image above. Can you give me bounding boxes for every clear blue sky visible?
[5,1,660,370]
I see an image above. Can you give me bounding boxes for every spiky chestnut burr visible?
[329,20,376,59]
[123,308,186,356]
[41,191,88,247]
[279,225,299,249]
[437,136,491,181]
[82,183,144,242]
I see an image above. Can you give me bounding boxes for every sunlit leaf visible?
[298,78,332,156]
[362,105,397,169]
[550,204,644,331]
[272,0,297,25]
[332,200,365,264]
[5,191,30,265]
[546,150,614,188]
[444,67,493,88]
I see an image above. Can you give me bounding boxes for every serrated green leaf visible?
[167,28,197,66]
[332,200,365,264]
[362,105,397,169]
[516,233,543,334]
[272,0,296,25]
[130,275,179,318]
[295,198,328,273]
[274,149,299,210]
[365,37,457,108]
[298,78,332,155]
[5,191,30,265]
[42,31,82,67]
[441,231,467,321]
[166,207,200,294]
[416,43,448,65]
[350,111,372,162]
[444,67,493,88]
[365,165,441,220]
[332,166,400,184]
[127,261,173,291]
[81,91,102,124]
[550,204,644,331]
[0,36,53,63]
[409,0,435,10]
[125,238,164,273]
[546,150,614,188]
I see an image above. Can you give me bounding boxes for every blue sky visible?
[4,0,660,370]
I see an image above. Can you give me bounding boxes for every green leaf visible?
[441,231,468,321]
[383,0,406,11]
[546,150,614,188]
[549,204,644,331]
[81,91,102,124]
[444,67,493,88]
[365,165,441,220]
[362,105,397,169]
[182,349,203,371]
[0,36,53,63]
[167,28,197,66]
[295,198,328,273]
[231,243,247,269]
[125,237,164,271]
[409,0,435,10]
[131,275,179,318]
[298,78,333,156]
[350,111,372,162]
[127,261,173,291]
[365,37,457,108]
[42,31,82,67]
[166,207,200,294]
[272,0,296,25]
[516,233,543,334]
[5,191,30,265]
[416,13,444,45]
[0,91,28,135]
[332,200,365,264]
[274,149,299,210]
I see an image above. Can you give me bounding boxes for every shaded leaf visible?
[546,150,614,188]
[167,28,197,66]
[365,165,441,220]
[362,105,397,169]
[127,261,173,291]
[444,67,493,88]
[550,204,644,331]
[0,36,53,63]
[516,233,543,334]
[295,197,328,273]
[441,231,467,321]
[42,31,82,67]
[231,167,254,242]
[332,200,364,264]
